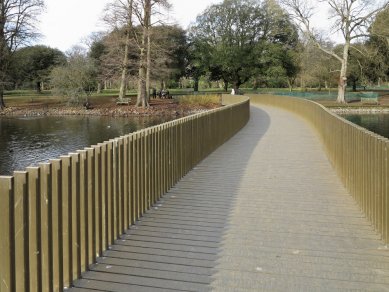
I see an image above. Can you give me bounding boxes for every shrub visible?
[176,94,221,106]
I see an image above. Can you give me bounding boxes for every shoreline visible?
[329,107,389,114]
[0,103,217,118]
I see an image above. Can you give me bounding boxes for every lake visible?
[0,115,173,175]
[341,114,389,139]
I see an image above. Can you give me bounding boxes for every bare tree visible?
[104,0,170,107]
[0,0,44,109]
[133,0,170,107]
[104,0,135,101]
[280,0,389,103]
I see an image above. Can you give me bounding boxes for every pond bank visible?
[330,107,389,114]
[0,99,220,118]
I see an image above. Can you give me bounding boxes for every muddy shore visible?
[0,99,219,118]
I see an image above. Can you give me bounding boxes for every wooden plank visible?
[106,141,114,246]
[26,167,40,292]
[96,257,213,276]
[73,278,172,292]
[85,148,95,265]
[122,137,129,230]
[70,153,81,280]
[98,143,107,251]
[50,159,63,292]
[112,140,118,240]
[39,163,52,292]
[0,176,14,292]
[117,138,124,235]
[92,145,102,258]
[13,171,28,292]
[59,156,71,289]
[128,136,135,225]
[76,150,87,272]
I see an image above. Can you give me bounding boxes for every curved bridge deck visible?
[70,104,389,291]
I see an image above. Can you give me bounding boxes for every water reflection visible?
[0,115,173,175]
[342,114,389,139]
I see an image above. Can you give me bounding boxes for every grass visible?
[175,94,222,106]
[3,88,389,109]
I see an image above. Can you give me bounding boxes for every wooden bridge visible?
[1,95,389,291]
[70,103,389,291]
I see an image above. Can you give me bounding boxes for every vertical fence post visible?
[13,171,28,292]
[50,159,63,292]
[106,141,114,246]
[39,162,52,292]
[85,148,95,265]
[0,176,13,292]
[384,141,389,243]
[111,140,118,242]
[92,145,102,258]
[26,167,40,292]
[69,153,80,281]
[122,137,129,230]
[128,136,135,225]
[116,139,124,236]
[59,156,71,289]
[76,150,88,272]
[97,143,107,252]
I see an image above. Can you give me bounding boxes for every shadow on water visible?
[69,106,271,291]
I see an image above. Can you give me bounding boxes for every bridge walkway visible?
[69,104,389,291]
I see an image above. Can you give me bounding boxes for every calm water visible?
[0,115,172,175]
[342,114,389,139]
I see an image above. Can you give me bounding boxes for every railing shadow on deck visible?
[70,106,271,291]
[249,94,389,245]
[0,95,250,292]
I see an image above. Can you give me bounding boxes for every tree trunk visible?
[146,27,151,102]
[0,87,5,109]
[193,77,199,92]
[233,81,240,93]
[136,46,147,107]
[119,30,130,100]
[136,0,150,108]
[36,81,42,93]
[252,79,258,90]
[119,0,133,101]
[352,80,357,91]
[287,78,293,92]
[337,42,350,104]
[224,81,228,92]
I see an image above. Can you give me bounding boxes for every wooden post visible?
[39,163,52,292]
[26,167,40,292]
[13,171,29,292]
[50,159,63,292]
[59,156,71,289]
[0,176,14,292]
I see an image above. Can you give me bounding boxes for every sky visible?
[37,0,222,52]
[37,0,338,52]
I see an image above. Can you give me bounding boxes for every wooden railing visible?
[249,94,389,244]
[0,95,249,292]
